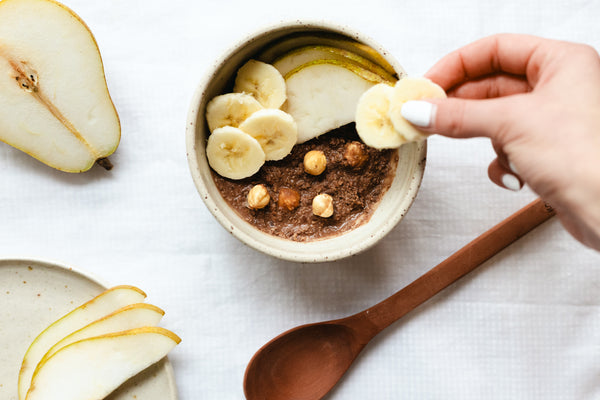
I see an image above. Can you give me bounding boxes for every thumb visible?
[400,97,513,139]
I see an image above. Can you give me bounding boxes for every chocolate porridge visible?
[211,123,399,241]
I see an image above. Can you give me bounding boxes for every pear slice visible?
[25,327,181,400]
[273,45,396,84]
[18,285,146,400]
[0,0,120,172]
[283,60,381,143]
[258,33,397,77]
[36,303,165,372]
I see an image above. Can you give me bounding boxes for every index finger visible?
[425,33,546,90]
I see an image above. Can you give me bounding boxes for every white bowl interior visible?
[186,22,426,262]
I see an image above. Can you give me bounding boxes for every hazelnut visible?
[344,141,368,168]
[312,193,334,218]
[247,184,270,209]
[278,187,300,210]
[303,150,327,175]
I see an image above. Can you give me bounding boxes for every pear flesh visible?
[283,60,378,143]
[0,0,120,172]
[25,327,181,400]
[18,286,146,400]
[37,303,164,371]
[273,45,396,84]
[258,34,397,78]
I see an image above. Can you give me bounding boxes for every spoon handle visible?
[357,198,555,336]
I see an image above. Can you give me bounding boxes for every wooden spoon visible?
[244,198,555,400]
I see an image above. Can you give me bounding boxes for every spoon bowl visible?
[244,199,555,400]
[244,323,363,400]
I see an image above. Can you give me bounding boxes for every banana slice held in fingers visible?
[239,109,297,161]
[234,59,287,109]
[389,77,446,141]
[355,77,446,148]
[355,83,406,149]
[206,92,263,132]
[206,126,266,180]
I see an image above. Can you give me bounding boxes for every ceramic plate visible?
[0,258,178,400]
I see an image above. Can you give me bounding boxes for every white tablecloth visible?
[1,0,599,398]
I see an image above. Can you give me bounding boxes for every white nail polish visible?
[501,173,521,191]
[401,100,436,127]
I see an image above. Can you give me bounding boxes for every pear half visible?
[283,60,382,143]
[0,0,120,172]
[18,285,146,400]
[25,327,181,400]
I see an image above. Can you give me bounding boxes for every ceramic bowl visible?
[186,21,426,262]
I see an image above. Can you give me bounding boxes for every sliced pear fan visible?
[18,285,147,400]
[35,303,165,374]
[25,327,181,400]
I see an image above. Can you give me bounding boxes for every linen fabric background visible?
[0,0,599,398]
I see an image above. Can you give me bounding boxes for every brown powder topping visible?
[211,123,399,241]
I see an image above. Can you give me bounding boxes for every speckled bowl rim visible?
[186,20,426,263]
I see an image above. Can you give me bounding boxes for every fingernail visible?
[501,173,522,191]
[401,100,436,127]
[508,161,519,175]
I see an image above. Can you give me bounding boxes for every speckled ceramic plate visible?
[0,258,178,400]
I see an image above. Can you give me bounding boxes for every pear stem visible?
[96,158,113,171]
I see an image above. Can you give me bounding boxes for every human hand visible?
[400,34,600,250]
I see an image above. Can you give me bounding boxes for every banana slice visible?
[234,59,286,109]
[205,92,263,132]
[238,109,297,161]
[389,77,446,141]
[355,83,406,149]
[206,126,265,180]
